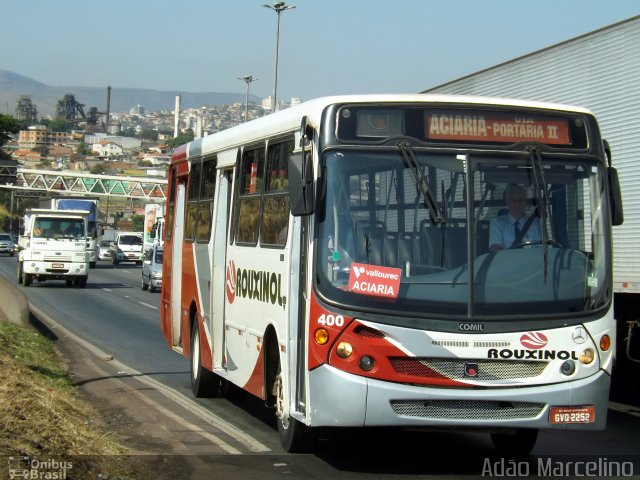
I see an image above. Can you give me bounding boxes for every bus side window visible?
[196,156,216,243]
[185,161,202,242]
[262,139,294,247]
[235,147,265,245]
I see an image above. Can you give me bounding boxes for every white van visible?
[111,232,143,265]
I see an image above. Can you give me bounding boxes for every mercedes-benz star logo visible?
[572,326,587,344]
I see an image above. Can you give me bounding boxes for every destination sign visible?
[425,110,571,145]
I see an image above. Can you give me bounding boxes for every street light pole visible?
[238,75,258,122]
[263,2,295,113]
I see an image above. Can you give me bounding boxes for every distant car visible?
[97,240,113,261]
[0,233,14,256]
[141,245,163,292]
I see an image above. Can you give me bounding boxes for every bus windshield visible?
[315,147,610,320]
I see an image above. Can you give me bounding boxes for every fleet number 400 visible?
[317,314,344,327]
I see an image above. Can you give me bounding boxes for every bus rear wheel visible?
[491,428,538,455]
[190,321,221,397]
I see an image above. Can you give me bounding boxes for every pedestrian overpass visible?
[0,167,167,200]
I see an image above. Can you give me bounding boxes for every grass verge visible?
[0,321,148,479]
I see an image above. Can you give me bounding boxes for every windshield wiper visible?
[529,147,552,283]
[397,141,445,225]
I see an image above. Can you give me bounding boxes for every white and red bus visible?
[160,94,623,453]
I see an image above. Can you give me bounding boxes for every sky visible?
[1,0,639,104]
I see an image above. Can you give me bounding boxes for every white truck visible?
[17,208,90,288]
[39,197,101,268]
[143,203,164,253]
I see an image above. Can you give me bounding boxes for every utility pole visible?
[238,75,258,122]
[263,2,295,112]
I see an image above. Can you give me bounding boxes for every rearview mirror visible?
[608,167,624,226]
[288,152,314,216]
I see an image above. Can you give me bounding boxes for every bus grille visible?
[391,399,545,420]
[389,357,548,381]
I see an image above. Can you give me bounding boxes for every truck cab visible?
[17,208,90,288]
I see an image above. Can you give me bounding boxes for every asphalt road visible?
[1,254,639,479]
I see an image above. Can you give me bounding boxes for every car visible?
[141,245,163,292]
[0,233,14,256]
[97,240,113,260]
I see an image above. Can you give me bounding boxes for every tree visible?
[132,214,145,232]
[166,133,194,148]
[0,114,20,149]
[43,118,74,132]
[138,129,158,141]
[90,163,107,175]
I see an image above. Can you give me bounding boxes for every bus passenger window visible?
[236,148,265,245]
[261,139,293,247]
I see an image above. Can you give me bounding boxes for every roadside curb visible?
[0,267,30,329]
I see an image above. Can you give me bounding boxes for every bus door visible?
[210,148,238,371]
[211,167,233,370]
[171,176,187,346]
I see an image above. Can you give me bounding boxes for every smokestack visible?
[105,86,111,132]
[174,94,181,138]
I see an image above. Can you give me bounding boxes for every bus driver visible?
[489,183,541,252]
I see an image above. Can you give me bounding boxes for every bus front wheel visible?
[273,370,314,452]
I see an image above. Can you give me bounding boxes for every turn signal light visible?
[314,328,329,345]
[600,334,611,352]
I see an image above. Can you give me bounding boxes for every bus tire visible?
[190,320,221,398]
[274,367,314,453]
[17,262,23,284]
[23,273,32,287]
[491,428,538,455]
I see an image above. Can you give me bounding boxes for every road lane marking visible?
[29,303,271,453]
[138,301,158,310]
[609,401,640,418]
[102,288,112,292]
[133,390,242,455]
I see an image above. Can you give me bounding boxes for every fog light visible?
[579,348,595,364]
[560,360,576,376]
[336,342,353,359]
[600,334,611,351]
[358,355,375,371]
[75,269,80,273]
[314,328,329,345]
[31,263,36,267]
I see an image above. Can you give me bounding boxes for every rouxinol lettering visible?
[487,348,579,361]
[236,268,286,307]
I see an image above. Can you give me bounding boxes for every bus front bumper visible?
[307,364,609,430]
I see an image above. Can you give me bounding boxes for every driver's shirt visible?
[489,213,541,250]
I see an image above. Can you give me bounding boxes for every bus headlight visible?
[336,342,353,359]
[579,348,595,364]
[560,360,576,376]
[358,355,375,371]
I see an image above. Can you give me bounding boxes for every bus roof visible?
[173,94,595,163]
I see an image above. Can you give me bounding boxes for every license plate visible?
[549,406,595,424]
[127,253,135,257]
[52,263,64,269]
